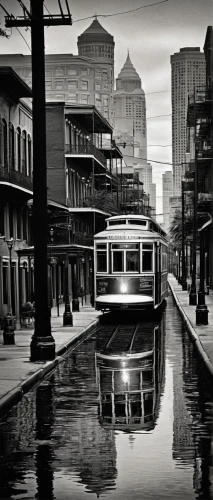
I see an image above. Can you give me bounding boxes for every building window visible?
[67,80,77,90]
[46,80,52,91]
[67,67,77,76]
[9,204,13,239]
[55,67,65,77]
[17,208,22,239]
[81,94,88,104]
[28,135,32,177]
[55,80,64,90]
[96,70,102,78]
[67,94,77,103]
[0,205,5,236]
[81,68,89,76]
[3,263,8,304]
[81,81,88,90]
[17,127,21,172]
[103,70,108,80]
[9,123,15,170]
[22,130,27,175]
[2,119,8,166]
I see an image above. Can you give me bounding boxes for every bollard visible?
[3,313,15,345]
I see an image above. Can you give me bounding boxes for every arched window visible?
[27,134,32,177]
[22,130,27,175]
[2,119,8,167]
[17,127,21,172]
[9,123,15,169]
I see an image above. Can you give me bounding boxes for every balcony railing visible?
[0,165,33,191]
[65,144,107,168]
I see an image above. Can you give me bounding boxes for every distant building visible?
[0,19,115,123]
[113,52,147,162]
[162,171,173,232]
[150,183,156,219]
[171,47,206,196]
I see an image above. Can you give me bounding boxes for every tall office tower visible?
[171,48,206,196]
[150,183,156,218]
[0,20,114,122]
[113,52,147,163]
[162,171,173,232]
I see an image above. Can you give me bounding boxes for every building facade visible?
[113,52,147,162]
[0,19,115,123]
[171,47,206,196]
[162,171,173,232]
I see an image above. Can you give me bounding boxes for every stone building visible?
[0,19,115,123]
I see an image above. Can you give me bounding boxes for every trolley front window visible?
[142,244,153,272]
[96,244,107,273]
[112,243,139,273]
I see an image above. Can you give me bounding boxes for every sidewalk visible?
[0,302,101,419]
[169,273,213,377]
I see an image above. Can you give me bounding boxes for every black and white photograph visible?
[0,0,213,498]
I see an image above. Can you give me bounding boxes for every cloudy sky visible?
[0,0,212,217]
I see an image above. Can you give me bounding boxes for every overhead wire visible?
[73,0,168,23]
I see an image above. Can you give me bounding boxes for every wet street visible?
[1,292,213,500]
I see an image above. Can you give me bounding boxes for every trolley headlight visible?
[120,283,127,294]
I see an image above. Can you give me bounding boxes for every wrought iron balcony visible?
[0,165,33,191]
[65,144,107,168]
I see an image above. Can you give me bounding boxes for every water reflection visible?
[95,316,166,432]
[0,294,213,499]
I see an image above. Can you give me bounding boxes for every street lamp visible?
[4,238,15,345]
[63,254,73,326]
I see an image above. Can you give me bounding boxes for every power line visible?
[73,0,168,23]
[123,154,180,166]
[114,114,171,119]
[146,90,170,95]
[0,4,31,51]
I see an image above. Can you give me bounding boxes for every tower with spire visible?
[113,52,147,163]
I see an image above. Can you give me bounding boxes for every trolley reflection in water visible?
[95,314,166,432]
[94,215,168,312]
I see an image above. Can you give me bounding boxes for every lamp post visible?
[63,254,73,326]
[181,180,187,290]
[189,89,197,306]
[4,238,15,345]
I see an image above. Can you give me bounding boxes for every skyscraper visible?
[162,171,173,232]
[171,47,206,196]
[113,52,147,162]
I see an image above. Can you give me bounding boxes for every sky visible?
[0,0,212,219]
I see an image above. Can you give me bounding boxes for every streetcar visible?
[94,214,168,312]
[95,316,166,432]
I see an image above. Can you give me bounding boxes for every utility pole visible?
[5,0,72,361]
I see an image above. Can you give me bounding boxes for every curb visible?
[169,281,213,379]
[0,317,100,420]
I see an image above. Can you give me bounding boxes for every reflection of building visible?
[0,19,114,123]
[96,316,165,432]
[171,47,205,196]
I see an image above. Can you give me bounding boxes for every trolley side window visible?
[96,244,107,273]
[111,243,139,273]
[142,243,153,272]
